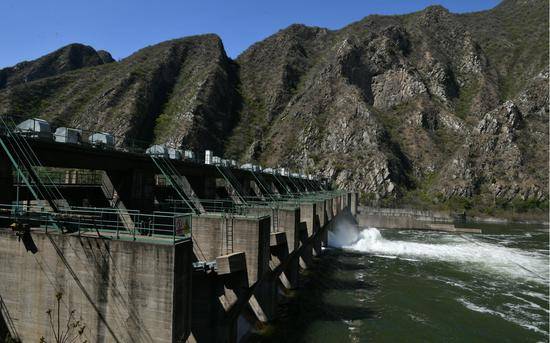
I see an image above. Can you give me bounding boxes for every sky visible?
[0,0,500,68]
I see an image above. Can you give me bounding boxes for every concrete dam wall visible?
[0,194,355,342]
[0,127,358,342]
[0,230,192,342]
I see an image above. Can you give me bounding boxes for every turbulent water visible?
[255,222,549,342]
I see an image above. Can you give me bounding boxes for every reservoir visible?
[255,223,549,342]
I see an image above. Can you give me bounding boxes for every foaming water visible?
[456,298,547,335]
[257,223,549,342]
[258,224,549,342]
[329,227,549,284]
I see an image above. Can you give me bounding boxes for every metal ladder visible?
[272,206,279,233]
[222,212,234,254]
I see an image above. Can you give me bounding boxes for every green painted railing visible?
[0,203,191,244]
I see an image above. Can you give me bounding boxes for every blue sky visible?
[0,0,500,68]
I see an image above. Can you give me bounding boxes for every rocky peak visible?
[0,43,113,89]
[417,5,451,25]
[97,50,115,64]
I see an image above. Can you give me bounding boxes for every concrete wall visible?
[0,229,192,343]
[358,213,422,229]
[192,215,270,286]
[0,295,11,342]
[0,190,355,343]
[299,203,317,237]
[192,215,225,261]
[272,207,300,288]
[190,267,249,343]
[316,201,326,229]
[278,207,300,253]
[332,197,339,217]
[299,203,317,267]
[357,206,454,229]
[245,207,271,230]
[325,198,333,221]
[234,217,270,285]
[173,240,193,342]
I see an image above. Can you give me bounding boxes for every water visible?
[254,223,549,342]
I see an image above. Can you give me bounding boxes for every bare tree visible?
[39,292,87,343]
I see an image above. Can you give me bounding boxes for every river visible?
[252,223,549,342]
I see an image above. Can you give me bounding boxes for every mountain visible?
[0,35,238,150]
[0,43,114,89]
[0,0,547,216]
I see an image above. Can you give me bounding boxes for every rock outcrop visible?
[0,0,547,210]
[0,43,113,89]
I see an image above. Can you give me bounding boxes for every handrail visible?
[0,116,70,231]
[1,117,68,207]
[249,170,276,202]
[0,203,191,244]
[215,165,247,204]
[150,156,198,214]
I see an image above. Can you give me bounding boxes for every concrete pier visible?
[192,214,270,285]
[275,207,300,288]
[299,202,317,268]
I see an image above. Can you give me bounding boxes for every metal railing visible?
[0,203,191,244]
[0,116,69,214]
[13,168,103,186]
[159,191,346,215]
[150,156,203,214]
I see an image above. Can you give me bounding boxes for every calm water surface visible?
[253,223,549,342]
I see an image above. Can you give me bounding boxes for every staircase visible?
[215,165,247,205]
[100,172,135,233]
[0,116,69,229]
[150,156,204,214]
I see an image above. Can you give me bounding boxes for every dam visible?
[0,116,358,342]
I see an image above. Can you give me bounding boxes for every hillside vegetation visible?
[0,0,547,217]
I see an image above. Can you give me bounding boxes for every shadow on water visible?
[319,257,369,271]
[248,249,377,342]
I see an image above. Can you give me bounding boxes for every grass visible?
[224,93,269,160]
[453,79,480,119]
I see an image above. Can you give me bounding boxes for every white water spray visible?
[329,225,549,284]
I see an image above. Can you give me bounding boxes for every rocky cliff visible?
[0,43,114,89]
[0,0,547,214]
